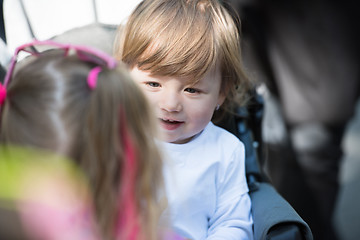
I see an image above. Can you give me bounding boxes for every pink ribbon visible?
[116,112,140,240]
[87,66,102,90]
[0,82,6,105]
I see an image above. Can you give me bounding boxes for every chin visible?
[159,132,192,144]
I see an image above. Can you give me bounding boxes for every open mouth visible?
[161,119,181,124]
[159,118,184,130]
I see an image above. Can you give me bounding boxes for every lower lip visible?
[160,120,183,131]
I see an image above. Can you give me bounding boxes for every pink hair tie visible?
[0,82,6,105]
[87,66,102,90]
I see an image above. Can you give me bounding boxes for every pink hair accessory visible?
[4,40,117,93]
[116,112,140,240]
[0,82,6,105]
[87,66,102,90]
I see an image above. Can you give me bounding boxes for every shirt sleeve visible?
[206,141,254,240]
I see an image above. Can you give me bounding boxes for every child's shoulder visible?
[204,122,244,149]
[203,122,245,168]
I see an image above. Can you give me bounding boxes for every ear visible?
[216,92,226,108]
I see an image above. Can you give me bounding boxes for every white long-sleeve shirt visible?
[160,122,254,240]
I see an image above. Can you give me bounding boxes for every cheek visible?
[186,101,216,123]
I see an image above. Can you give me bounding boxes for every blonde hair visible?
[0,51,164,240]
[114,0,252,120]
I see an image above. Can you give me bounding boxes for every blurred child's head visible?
[114,0,251,143]
[0,42,164,240]
[0,146,98,240]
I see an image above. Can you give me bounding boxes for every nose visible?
[159,91,182,112]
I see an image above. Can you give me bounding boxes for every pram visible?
[217,89,313,240]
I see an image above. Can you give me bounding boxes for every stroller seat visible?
[217,90,313,240]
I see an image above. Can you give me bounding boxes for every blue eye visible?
[185,88,200,94]
[147,82,160,88]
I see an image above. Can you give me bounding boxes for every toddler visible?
[115,0,254,239]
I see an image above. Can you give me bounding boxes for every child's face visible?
[130,66,225,144]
